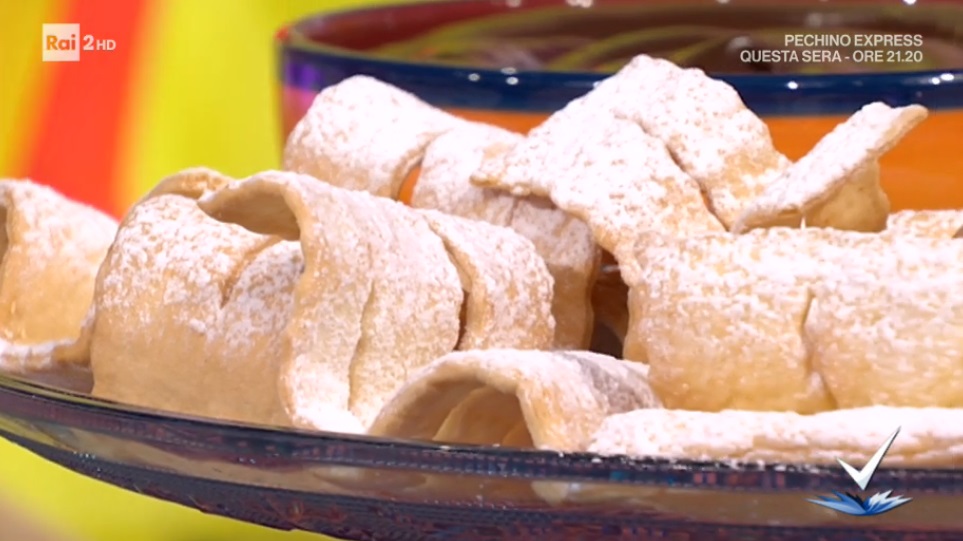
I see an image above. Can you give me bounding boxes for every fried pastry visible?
[620,229,836,413]
[200,171,461,430]
[417,209,554,351]
[368,349,661,452]
[807,241,963,409]
[202,170,555,429]
[90,168,306,428]
[734,102,927,233]
[93,166,556,432]
[0,180,116,379]
[283,75,466,199]
[473,57,924,238]
[411,123,521,224]
[886,209,963,238]
[472,108,724,255]
[803,161,888,232]
[622,226,963,413]
[589,406,963,467]
[337,190,464,427]
[412,123,599,349]
[507,197,599,349]
[143,165,233,200]
[575,55,791,229]
[28,52,963,478]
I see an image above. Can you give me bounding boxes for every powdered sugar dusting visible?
[482,108,723,255]
[192,170,564,432]
[141,199,254,310]
[508,197,599,349]
[283,75,467,198]
[735,102,927,232]
[0,181,117,284]
[0,180,117,336]
[217,240,302,355]
[417,209,555,351]
[590,408,786,463]
[590,406,963,467]
[412,122,600,349]
[199,172,372,432]
[806,235,963,410]
[370,349,660,452]
[187,319,207,335]
[90,179,302,426]
[0,180,116,371]
[624,226,963,415]
[555,114,727,253]
[94,193,254,318]
[470,104,574,198]
[625,228,834,413]
[411,123,521,225]
[885,209,963,238]
[0,337,70,374]
[337,189,462,428]
[581,55,790,228]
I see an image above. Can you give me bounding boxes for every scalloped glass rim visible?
[2,371,963,495]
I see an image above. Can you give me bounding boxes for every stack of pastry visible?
[0,181,116,390]
[8,53,963,472]
[89,168,562,432]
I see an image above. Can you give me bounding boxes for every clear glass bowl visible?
[1,372,962,540]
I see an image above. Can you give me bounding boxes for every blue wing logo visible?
[808,490,912,516]
[806,427,912,517]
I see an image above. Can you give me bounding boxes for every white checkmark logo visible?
[836,426,901,491]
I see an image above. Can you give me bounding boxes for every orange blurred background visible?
[0,1,382,539]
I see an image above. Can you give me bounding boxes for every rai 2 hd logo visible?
[42,23,116,62]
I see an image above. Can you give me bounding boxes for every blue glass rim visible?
[277,0,963,116]
[4,371,963,495]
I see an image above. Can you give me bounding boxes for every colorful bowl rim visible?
[276,0,963,115]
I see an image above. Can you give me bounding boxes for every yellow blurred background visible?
[0,1,384,539]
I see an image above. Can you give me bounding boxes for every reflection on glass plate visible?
[1,373,962,540]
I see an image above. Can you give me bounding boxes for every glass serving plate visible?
[1,372,962,541]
